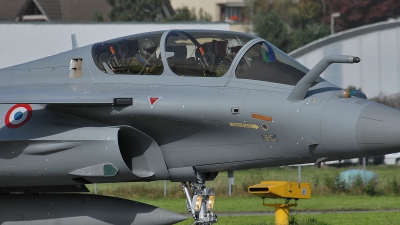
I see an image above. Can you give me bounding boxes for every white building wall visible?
[341,38,361,90]
[379,29,399,95]
[0,23,229,69]
[361,33,380,96]
[290,20,400,98]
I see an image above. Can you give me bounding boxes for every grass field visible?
[132,195,400,214]
[174,212,400,225]
[87,164,400,198]
[86,165,400,224]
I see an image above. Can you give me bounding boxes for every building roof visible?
[0,0,110,22]
[289,19,400,58]
[59,0,111,21]
[36,0,62,21]
[0,0,28,21]
[0,0,174,22]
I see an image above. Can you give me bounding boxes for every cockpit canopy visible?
[164,30,253,77]
[236,41,309,85]
[91,29,312,86]
[92,31,165,75]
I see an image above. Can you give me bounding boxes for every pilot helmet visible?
[226,37,244,59]
[140,39,158,57]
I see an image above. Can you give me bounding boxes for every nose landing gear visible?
[181,173,217,225]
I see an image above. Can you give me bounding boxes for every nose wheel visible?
[181,173,217,225]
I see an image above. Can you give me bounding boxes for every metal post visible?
[263,203,298,225]
[363,157,366,187]
[94,183,97,194]
[331,12,341,35]
[164,180,167,196]
[228,170,234,196]
[71,34,78,49]
[298,165,301,188]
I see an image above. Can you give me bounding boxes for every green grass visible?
[86,164,400,199]
[85,165,400,224]
[174,212,400,225]
[119,195,400,214]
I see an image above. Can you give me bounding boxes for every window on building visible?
[219,3,245,23]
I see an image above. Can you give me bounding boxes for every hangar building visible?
[290,19,400,98]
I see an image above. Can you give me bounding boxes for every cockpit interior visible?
[91,30,312,86]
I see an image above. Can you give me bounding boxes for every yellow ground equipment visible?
[248,181,311,225]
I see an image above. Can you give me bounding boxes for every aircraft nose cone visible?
[357,103,400,155]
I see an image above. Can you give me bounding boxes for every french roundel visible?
[5,104,33,129]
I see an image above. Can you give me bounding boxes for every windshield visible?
[165,30,253,77]
[235,41,311,86]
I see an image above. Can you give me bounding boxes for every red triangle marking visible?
[150,97,159,105]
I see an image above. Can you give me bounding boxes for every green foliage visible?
[349,174,364,194]
[246,0,400,52]
[90,165,400,200]
[289,23,330,51]
[184,212,400,225]
[323,173,348,193]
[347,85,362,92]
[290,216,329,225]
[166,6,196,21]
[363,177,378,196]
[106,0,164,21]
[322,173,335,192]
[198,8,212,22]
[93,11,105,21]
[311,174,320,191]
[254,11,289,52]
[334,173,349,193]
[245,0,329,52]
[246,0,299,28]
[297,0,324,25]
[388,178,400,194]
[166,7,212,22]
[322,172,380,196]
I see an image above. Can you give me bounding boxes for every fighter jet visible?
[1,29,399,225]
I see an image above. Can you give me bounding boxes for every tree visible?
[93,11,105,22]
[254,11,289,51]
[245,0,299,30]
[198,8,212,22]
[246,0,400,52]
[167,7,196,21]
[245,0,329,52]
[166,6,211,22]
[323,0,400,32]
[106,0,164,22]
[289,22,330,51]
[294,0,325,28]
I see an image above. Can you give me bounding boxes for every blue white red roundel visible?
[5,104,32,128]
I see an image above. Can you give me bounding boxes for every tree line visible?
[94,0,400,53]
[248,0,400,52]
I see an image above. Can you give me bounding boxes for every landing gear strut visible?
[182,173,217,225]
